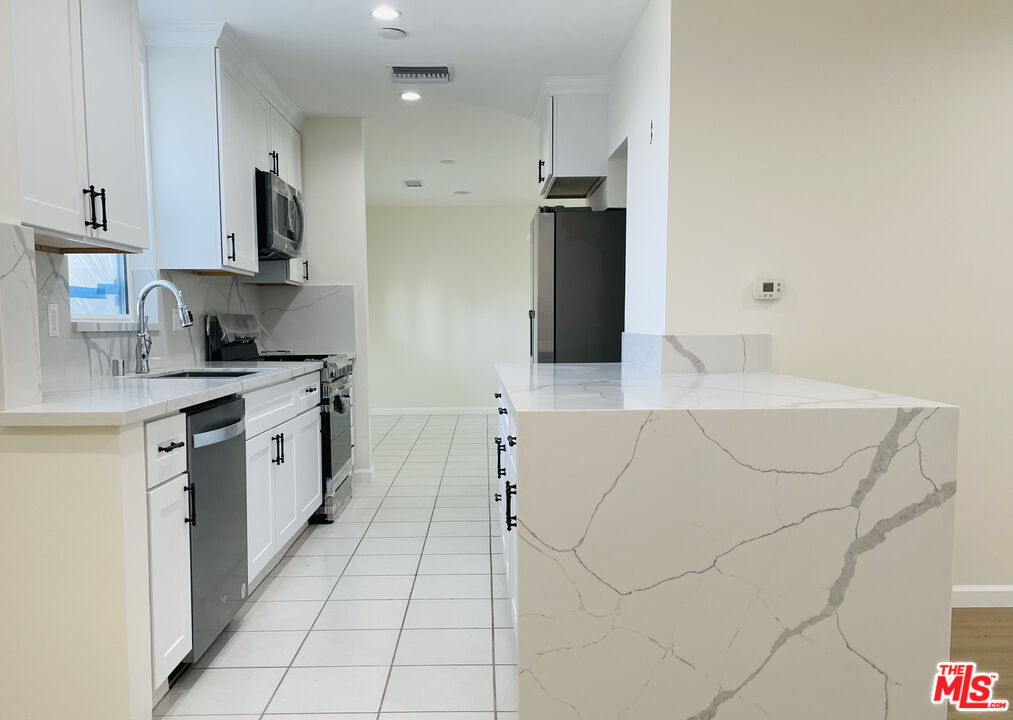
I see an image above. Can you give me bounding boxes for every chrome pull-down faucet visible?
[135,280,194,374]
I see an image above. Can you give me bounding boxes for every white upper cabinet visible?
[10,0,150,252]
[539,93,609,200]
[269,109,303,192]
[146,25,303,276]
[218,57,268,274]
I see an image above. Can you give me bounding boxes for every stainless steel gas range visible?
[205,314,354,522]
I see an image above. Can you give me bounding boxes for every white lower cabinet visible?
[295,409,323,518]
[245,432,276,582]
[147,473,192,688]
[271,423,298,548]
[246,405,322,584]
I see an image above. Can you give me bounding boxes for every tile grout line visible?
[257,414,419,720]
[374,413,459,720]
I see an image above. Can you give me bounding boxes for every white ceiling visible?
[139,0,651,206]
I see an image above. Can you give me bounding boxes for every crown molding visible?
[143,23,305,128]
[533,75,611,120]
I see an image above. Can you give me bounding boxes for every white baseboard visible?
[372,407,495,416]
[952,585,1013,608]
[352,467,374,483]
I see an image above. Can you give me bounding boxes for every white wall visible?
[663,0,1013,585]
[300,117,372,472]
[608,0,671,335]
[366,205,531,410]
[0,0,20,224]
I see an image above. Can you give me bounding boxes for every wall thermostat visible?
[753,279,783,301]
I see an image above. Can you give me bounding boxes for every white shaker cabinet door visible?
[10,0,90,238]
[217,56,263,274]
[246,432,276,583]
[272,420,299,548]
[294,409,323,520]
[79,0,150,250]
[148,474,193,688]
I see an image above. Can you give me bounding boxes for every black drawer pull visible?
[184,482,196,526]
[498,408,508,415]
[494,392,502,399]
[98,188,108,231]
[157,441,185,454]
[272,434,282,465]
[507,435,517,447]
[505,480,517,531]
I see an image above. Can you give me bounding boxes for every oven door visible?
[327,383,353,483]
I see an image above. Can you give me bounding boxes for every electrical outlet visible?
[47,304,59,337]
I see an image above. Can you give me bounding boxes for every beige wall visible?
[366,205,531,410]
[663,0,1013,584]
[300,116,372,471]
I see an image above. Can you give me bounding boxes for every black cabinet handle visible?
[270,151,279,175]
[303,260,309,281]
[495,493,502,503]
[508,435,517,447]
[98,188,108,231]
[505,480,517,531]
[227,233,237,262]
[498,408,508,415]
[83,186,99,229]
[272,434,282,465]
[184,482,197,526]
[494,393,502,399]
[305,386,316,394]
[538,159,545,184]
[280,432,286,464]
[158,440,185,454]
[496,438,506,478]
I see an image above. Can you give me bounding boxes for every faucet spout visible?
[135,280,194,374]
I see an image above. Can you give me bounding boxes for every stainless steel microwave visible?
[256,169,304,259]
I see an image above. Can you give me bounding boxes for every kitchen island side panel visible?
[514,406,957,720]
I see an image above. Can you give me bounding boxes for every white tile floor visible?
[154,413,518,720]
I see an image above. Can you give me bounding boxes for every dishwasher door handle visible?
[192,418,246,448]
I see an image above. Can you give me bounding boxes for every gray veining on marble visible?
[622,332,772,374]
[35,252,264,390]
[257,284,355,354]
[0,223,42,409]
[499,367,958,719]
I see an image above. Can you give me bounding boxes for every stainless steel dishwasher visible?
[186,396,248,662]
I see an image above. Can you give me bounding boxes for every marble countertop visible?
[495,363,953,412]
[0,360,323,427]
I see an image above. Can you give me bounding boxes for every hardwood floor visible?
[948,609,1013,718]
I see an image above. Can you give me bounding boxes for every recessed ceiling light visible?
[400,90,422,102]
[371,6,400,20]
[403,179,424,188]
[453,190,472,195]
[377,27,407,40]
[440,159,456,165]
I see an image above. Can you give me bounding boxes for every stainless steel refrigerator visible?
[530,207,627,363]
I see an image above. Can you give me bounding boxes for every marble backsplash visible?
[622,332,773,374]
[36,251,263,390]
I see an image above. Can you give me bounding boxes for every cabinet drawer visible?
[145,414,187,489]
[295,376,321,416]
[245,372,320,438]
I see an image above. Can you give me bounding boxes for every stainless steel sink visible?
[147,370,258,379]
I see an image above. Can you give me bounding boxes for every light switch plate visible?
[47,304,59,337]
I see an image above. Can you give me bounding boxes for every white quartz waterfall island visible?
[494,364,958,720]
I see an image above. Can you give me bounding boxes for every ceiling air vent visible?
[391,65,454,84]
[403,179,424,188]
